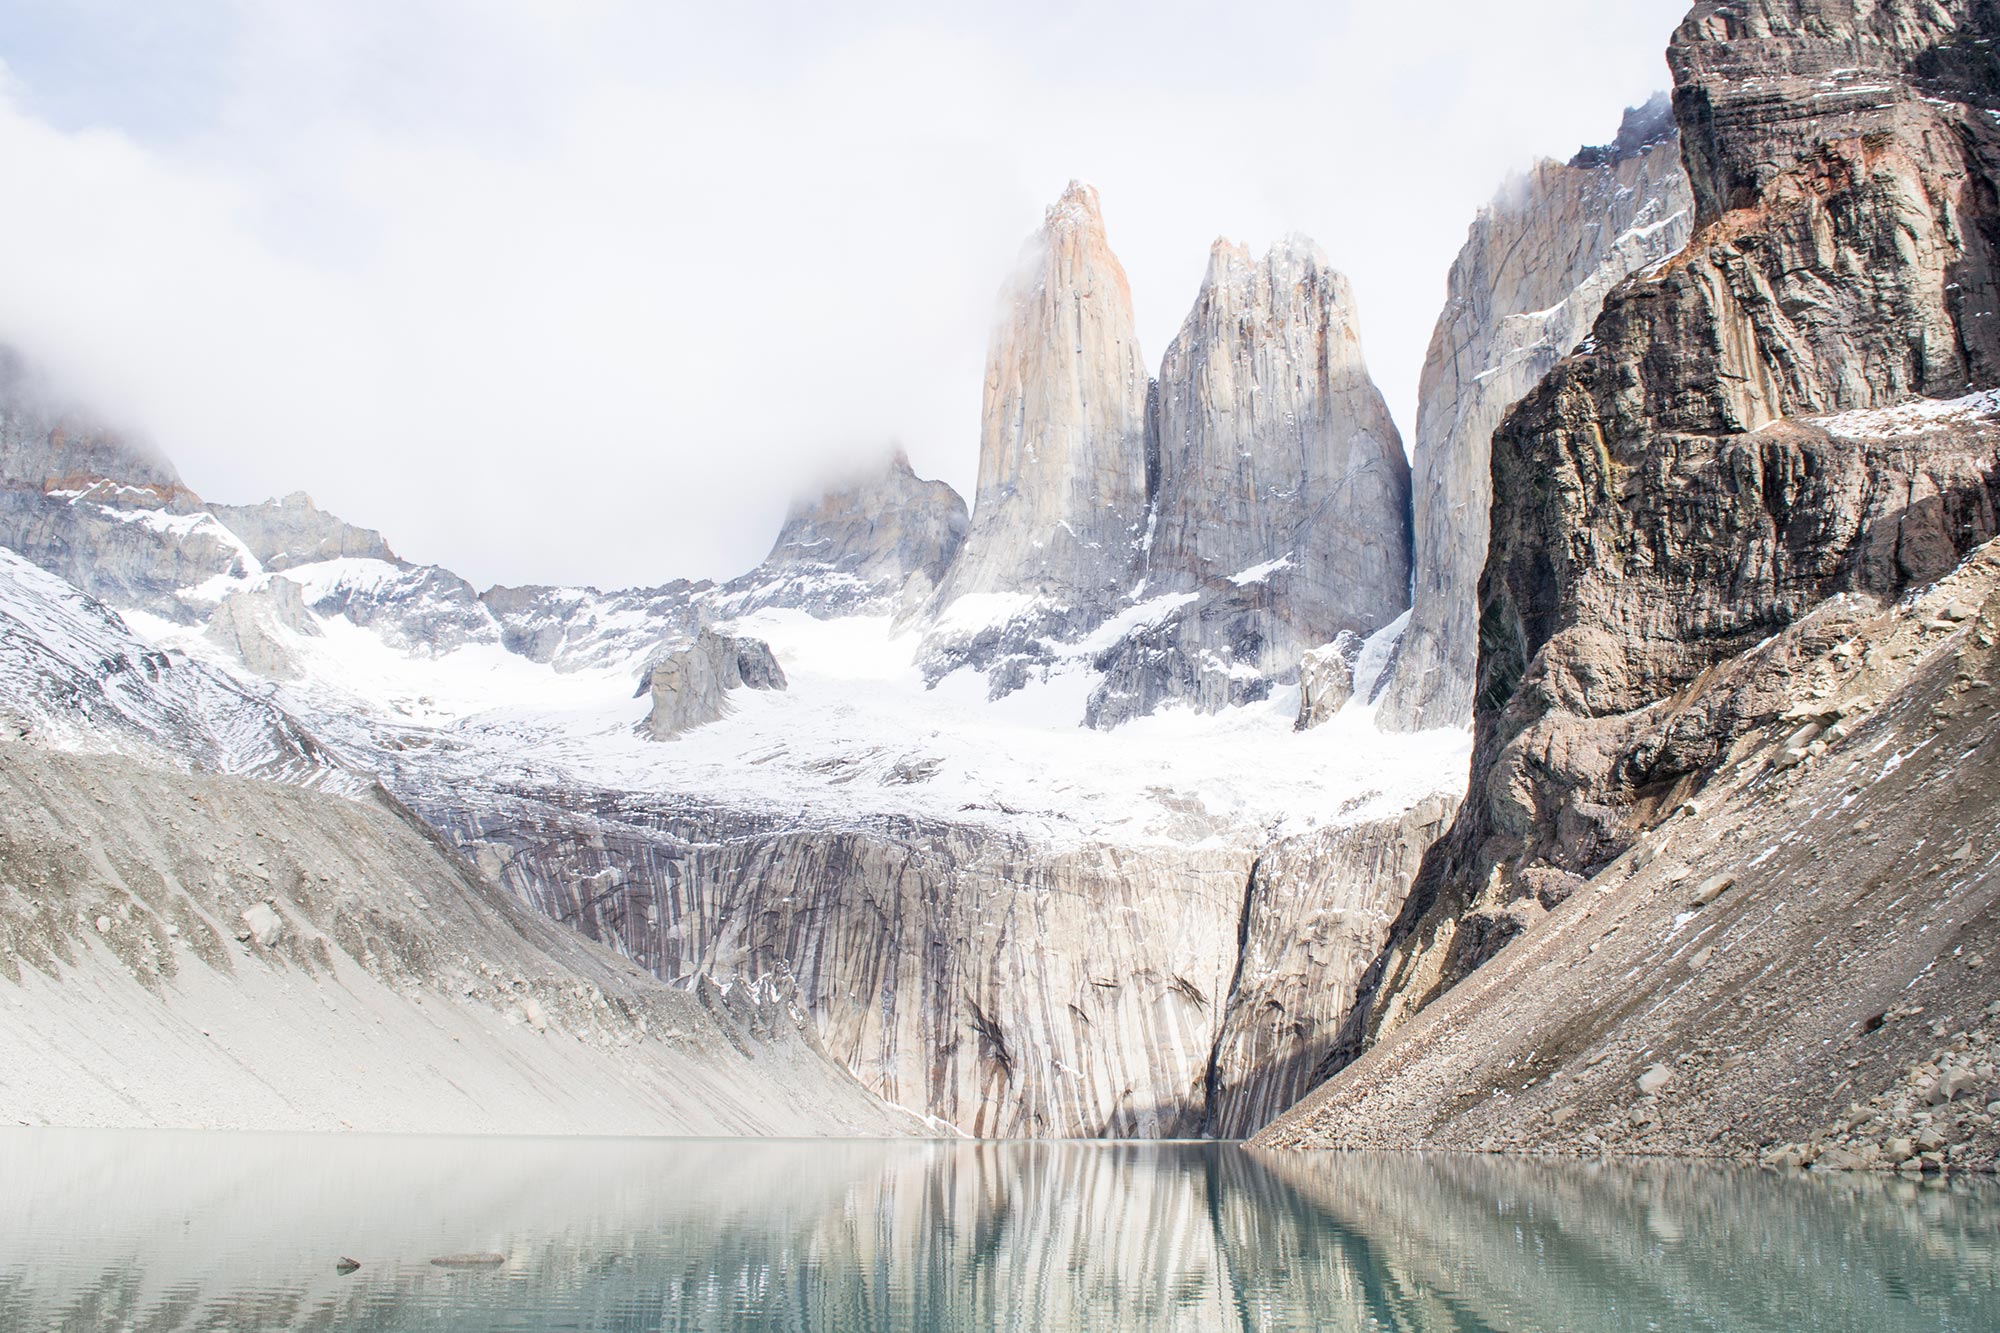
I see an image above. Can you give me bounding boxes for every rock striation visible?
[1333,0,2000,1085]
[1087,238,1411,728]
[1381,96,1693,733]
[412,769,1453,1139]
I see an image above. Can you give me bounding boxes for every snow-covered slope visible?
[0,549,352,792]
[132,569,1467,851]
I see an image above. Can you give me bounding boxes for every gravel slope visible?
[1257,544,2000,1173]
[0,741,922,1136]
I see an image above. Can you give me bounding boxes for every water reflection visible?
[0,1131,1995,1331]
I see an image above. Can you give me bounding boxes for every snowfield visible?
[126,561,1473,852]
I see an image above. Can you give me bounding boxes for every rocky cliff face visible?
[1086,238,1412,729]
[203,577,320,680]
[1381,98,1694,733]
[919,188,1413,731]
[918,184,1157,695]
[1202,793,1457,1138]
[1150,239,1409,623]
[925,184,1152,635]
[0,349,183,499]
[643,631,786,740]
[206,491,399,572]
[405,770,1452,1140]
[0,351,263,620]
[1260,538,2000,1171]
[1335,0,2000,1083]
[724,452,967,619]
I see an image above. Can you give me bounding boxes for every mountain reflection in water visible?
[0,1131,1994,1331]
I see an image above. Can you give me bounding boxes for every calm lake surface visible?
[0,1132,1996,1332]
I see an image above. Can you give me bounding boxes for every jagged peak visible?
[1197,232,1351,305]
[770,449,966,550]
[1568,91,1678,169]
[1045,179,1105,232]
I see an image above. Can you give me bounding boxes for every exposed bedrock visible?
[1337,0,2000,1073]
[643,630,787,740]
[922,182,1152,662]
[1201,793,1458,1138]
[1087,239,1412,729]
[0,348,184,499]
[728,451,967,619]
[206,491,399,572]
[1294,634,1363,732]
[203,577,320,680]
[1381,97,1694,733]
[1260,545,2000,1166]
[412,779,1448,1140]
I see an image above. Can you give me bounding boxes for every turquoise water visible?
[0,1131,1996,1331]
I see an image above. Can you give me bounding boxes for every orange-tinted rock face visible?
[931,182,1153,614]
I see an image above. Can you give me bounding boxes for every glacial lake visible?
[0,1132,1996,1331]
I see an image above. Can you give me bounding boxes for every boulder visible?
[642,631,786,740]
[1295,635,1363,732]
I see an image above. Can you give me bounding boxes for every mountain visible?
[206,491,398,572]
[922,186,1413,732]
[0,547,344,788]
[0,547,922,1135]
[921,181,1154,672]
[735,451,968,618]
[1380,95,1694,733]
[1260,0,2000,1167]
[0,304,1462,1140]
[1088,237,1411,729]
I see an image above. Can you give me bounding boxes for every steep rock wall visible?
[1088,239,1411,728]
[1382,98,1694,732]
[1260,543,2000,1169]
[923,182,1152,666]
[408,775,1448,1141]
[1339,0,2000,1073]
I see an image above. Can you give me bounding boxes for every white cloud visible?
[0,0,1691,589]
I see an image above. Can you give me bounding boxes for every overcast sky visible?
[0,0,1691,589]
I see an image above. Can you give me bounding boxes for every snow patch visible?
[1227,555,1295,587]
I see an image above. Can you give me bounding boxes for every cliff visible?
[1381,98,1694,732]
[1088,237,1412,728]
[922,182,1152,671]
[1282,0,2000,1153]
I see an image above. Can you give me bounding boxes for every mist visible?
[0,0,1691,590]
